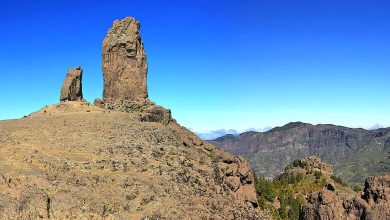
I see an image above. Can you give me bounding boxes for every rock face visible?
[216,153,258,207]
[102,17,148,102]
[303,156,334,174]
[210,122,390,185]
[301,174,390,220]
[364,175,390,203]
[103,98,173,126]
[60,67,83,102]
[100,17,172,126]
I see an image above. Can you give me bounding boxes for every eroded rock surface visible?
[104,98,173,125]
[0,102,263,219]
[102,17,148,102]
[100,17,172,126]
[301,174,390,220]
[60,67,83,102]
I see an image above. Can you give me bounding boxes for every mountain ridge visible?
[210,121,390,185]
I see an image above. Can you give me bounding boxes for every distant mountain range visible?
[210,122,390,185]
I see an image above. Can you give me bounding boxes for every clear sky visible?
[0,0,389,138]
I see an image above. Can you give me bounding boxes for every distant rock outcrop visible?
[102,17,148,102]
[301,174,390,220]
[60,66,83,102]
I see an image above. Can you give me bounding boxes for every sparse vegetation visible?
[353,185,363,192]
[278,192,304,220]
[253,158,350,220]
[254,171,308,219]
[277,172,305,185]
[284,159,308,171]
[254,173,276,209]
[331,175,348,187]
[314,170,323,179]
[267,122,306,133]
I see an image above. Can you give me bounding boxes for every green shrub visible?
[290,159,308,169]
[278,192,302,220]
[255,175,276,203]
[353,185,363,192]
[331,175,348,187]
[314,170,323,179]
[278,172,305,185]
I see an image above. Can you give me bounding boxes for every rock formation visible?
[302,156,334,174]
[102,17,148,102]
[93,98,104,108]
[260,156,390,220]
[99,17,173,125]
[60,67,83,102]
[0,17,264,218]
[301,174,390,219]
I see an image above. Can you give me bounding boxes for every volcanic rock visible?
[93,98,105,108]
[100,17,173,125]
[301,174,390,220]
[103,98,173,125]
[0,102,262,218]
[0,16,264,219]
[60,67,83,102]
[302,156,334,175]
[363,175,390,203]
[102,17,148,102]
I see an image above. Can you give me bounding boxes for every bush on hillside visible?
[331,175,348,187]
[314,170,323,179]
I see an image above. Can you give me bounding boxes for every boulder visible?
[215,151,258,208]
[102,17,148,102]
[93,98,105,108]
[60,67,83,102]
[226,176,241,192]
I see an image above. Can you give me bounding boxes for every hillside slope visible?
[210,122,390,185]
[0,102,262,219]
[254,156,390,220]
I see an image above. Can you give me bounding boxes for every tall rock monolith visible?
[102,17,148,102]
[60,66,83,102]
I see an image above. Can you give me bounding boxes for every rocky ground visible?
[0,101,264,219]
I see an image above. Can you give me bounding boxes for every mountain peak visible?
[267,121,310,133]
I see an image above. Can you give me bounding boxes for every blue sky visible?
[0,0,389,138]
